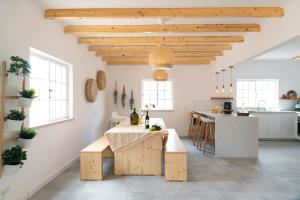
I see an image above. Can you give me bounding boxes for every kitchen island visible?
[195,111,259,158]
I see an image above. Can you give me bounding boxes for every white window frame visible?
[29,48,73,128]
[236,79,279,109]
[141,79,174,111]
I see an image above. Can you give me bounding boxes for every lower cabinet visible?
[255,112,297,139]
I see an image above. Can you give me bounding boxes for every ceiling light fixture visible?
[149,19,174,69]
[229,66,234,93]
[221,69,226,93]
[150,19,174,81]
[215,72,220,94]
[153,69,168,81]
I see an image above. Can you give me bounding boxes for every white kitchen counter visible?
[195,111,259,158]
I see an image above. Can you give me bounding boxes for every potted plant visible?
[2,145,27,175]
[7,56,31,94]
[18,88,37,108]
[18,128,37,149]
[5,109,26,131]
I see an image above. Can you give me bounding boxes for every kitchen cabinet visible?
[280,113,297,139]
[257,114,268,138]
[255,112,297,139]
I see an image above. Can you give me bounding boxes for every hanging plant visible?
[129,90,134,110]
[121,85,126,108]
[113,81,118,107]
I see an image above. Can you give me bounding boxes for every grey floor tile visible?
[30,139,300,200]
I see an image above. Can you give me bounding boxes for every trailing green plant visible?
[2,145,27,166]
[121,85,126,108]
[19,89,37,99]
[5,109,26,121]
[7,56,31,77]
[129,90,134,110]
[113,81,118,107]
[19,128,37,139]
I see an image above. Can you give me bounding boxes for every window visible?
[236,79,278,109]
[29,48,73,127]
[141,79,173,110]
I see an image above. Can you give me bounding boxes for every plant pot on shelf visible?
[6,119,23,131]
[3,164,21,176]
[7,73,23,87]
[17,138,32,149]
[18,97,33,108]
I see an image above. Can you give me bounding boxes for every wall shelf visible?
[0,61,25,177]
[211,97,234,100]
[279,98,300,100]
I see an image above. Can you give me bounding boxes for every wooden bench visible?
[80,136,113,180]
[165,129,187,181]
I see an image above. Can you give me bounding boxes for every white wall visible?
[107,60,300,137]
[234,60,300,110]
[212,0,300,72]
[0,1,107,199]
[106,65,217,137]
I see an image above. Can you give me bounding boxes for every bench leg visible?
[165,153,187,182]
[80,152,103,180]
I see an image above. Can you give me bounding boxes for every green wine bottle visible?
[130,108,139,125]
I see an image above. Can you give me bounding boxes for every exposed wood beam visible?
[96,50,223,57]
[107,60,210,65]
[79,36,244,44]
[103,56,215,62]
[89,44,232,51]
[65,24,260,34]
[45,7,283,19]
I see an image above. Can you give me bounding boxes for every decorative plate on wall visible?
[96,70,106,90]
[85,79,97,102]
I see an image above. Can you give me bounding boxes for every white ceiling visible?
[35,0,292,38]
[255,36,300,60]
[35,0,292,8]
[32,0,297,64]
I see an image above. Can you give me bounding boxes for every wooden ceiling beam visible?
[79,36,244,44]
[65,24,260,34]
[107,60,210,65]
[96,50,223,57]
[89,44,232,51]
[45,7,283,19]
[103,56,215,62]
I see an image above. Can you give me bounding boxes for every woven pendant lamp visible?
[149,45,174,69]
[153,69,168,81]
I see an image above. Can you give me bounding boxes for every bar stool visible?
[195,116,206,151]
[191,114,202,146]
[201,119,215,155]
[188,112,194,138]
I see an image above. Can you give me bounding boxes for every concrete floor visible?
[31,139,300,200]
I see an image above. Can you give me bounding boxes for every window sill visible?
[30,118,74,129]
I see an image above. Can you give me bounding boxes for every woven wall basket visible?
[96,70,106,90]
[85,79,97,102]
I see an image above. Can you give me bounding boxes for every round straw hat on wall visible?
[96,70,106,90]
[85,79,97,102]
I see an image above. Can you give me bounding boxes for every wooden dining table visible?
[104,118,168,176]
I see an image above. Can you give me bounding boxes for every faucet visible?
[257,100,267,111]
